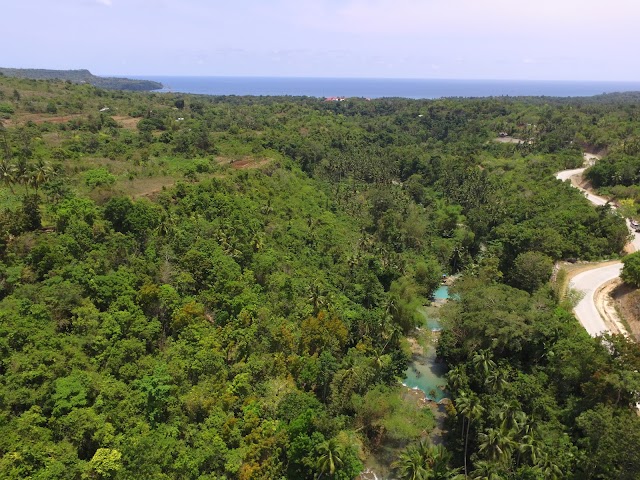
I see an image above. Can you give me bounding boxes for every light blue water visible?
[130,76,640,99]
[433,285,450,301]
[403,297,451,401]
[403,345,449,402]
[418,306,442,332]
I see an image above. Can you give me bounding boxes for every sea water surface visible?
[131,76,640,99]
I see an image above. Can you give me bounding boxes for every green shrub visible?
[0,103,14,118]
[84,168,116,189]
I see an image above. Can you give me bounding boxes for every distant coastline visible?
[0,68,162,91]
[131,75,640,99]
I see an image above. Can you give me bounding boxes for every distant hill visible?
[0,68,162,91]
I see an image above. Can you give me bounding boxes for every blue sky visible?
[5,0,640,80]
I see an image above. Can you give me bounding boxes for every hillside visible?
[0,67,162,91]
[0,76,639,479]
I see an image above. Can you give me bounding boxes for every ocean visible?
[131,76,640,99]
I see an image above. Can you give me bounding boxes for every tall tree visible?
[456,392,485,479]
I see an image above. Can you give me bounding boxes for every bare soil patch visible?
[612,283,640,341]
[494,136,525,144]
[120,177,177,199]
[595,279,629,337]
[230,158,272,170]
[5,113,84,126]
[112,115,140,130]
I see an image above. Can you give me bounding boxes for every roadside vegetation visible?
[0,76,639,479]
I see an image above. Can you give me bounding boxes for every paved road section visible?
[570,263,622,336]
[555,153,633,337]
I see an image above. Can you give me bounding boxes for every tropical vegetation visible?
[0,75,639,479]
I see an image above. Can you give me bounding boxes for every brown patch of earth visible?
[595,279,629,337]
[127,178,177,200]
[612,282,640,341]
[494,136,522,144]
[5,113,84,126]
[112,115,140,130]
[230,158,272,170]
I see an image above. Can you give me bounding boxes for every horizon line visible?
[109,74,640,84]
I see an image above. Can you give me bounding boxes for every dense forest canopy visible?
[0,76,639,479]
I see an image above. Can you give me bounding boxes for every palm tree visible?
[537,453,562,480]
[470,461,505,480]
[316,438,345,479]
[251,231,265,251]
[446,366,468,394]
[29,159,52,194]
[156,212,177,237]
[0,121,11,161]
[512,414,541,467]
[308,280,327,315]
[0,158,16,193]
[392,445,429,480]
[394,440,461,480]
[456,392,485,479]
[421,442,461,480]
[484,368,508,393]
[516,433,541,467]
[498,401,525,432]
[477,428,515,465]
[14,157,29,193]
[472,350,496,378]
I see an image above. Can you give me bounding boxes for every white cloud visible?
[95,0,112,6]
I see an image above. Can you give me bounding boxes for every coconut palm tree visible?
[484,368,508,393]
[0,158,16,193]
[392,444,429,480]
[537,453,562,480]
[29,158,53,194]
[516,433,541,467]
[498,401,525,432]
[156,211,177,237]
[14,157,30,193]
[394,440,463,480]
[307,280,327,315]
[0,121,11,160]
[509,414,541,468]
[316,438,344,479]
[472,350,496,378]
[456,392,485,479]
[470,461,505,480]
[421,442,461,480]
[478,428,515,465]
[446,366,468,394]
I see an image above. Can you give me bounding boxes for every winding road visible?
[555,153,635,337]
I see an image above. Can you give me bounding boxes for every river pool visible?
[402,291,450,402]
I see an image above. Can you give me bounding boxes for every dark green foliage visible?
[439,279,640,479]
[622,251,640,287]
[509,251,553,293]
[103,197,160,240]
[575,405,640,479]
[19,194,41,231]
